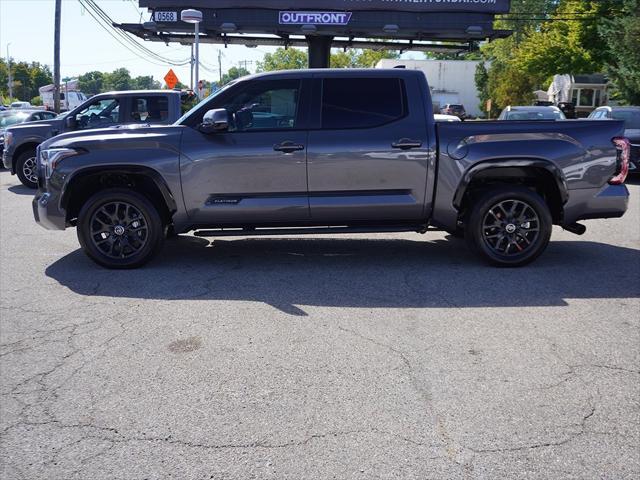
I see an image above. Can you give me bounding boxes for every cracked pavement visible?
[1,170,639,479]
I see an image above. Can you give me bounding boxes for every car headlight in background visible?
[40,148,79,179]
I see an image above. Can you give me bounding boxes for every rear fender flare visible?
[453,159,569,210]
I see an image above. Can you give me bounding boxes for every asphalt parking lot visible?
[0,169,638,479]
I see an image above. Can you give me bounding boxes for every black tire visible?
[16,150,38,189]
[77,188,165,269]
[465,186,552,267]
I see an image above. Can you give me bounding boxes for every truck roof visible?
[95,89,181,97]
[234,68,425,82]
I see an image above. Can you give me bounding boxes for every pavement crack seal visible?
[336,324,473,474]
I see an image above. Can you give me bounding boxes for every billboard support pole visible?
[307,37,332,69]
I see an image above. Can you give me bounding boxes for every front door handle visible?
[274,141,305,153]
[392,138,423,150]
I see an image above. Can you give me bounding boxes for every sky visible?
[0,0,424,88]
[0,0,275,87]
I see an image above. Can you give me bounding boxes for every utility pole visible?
[238,60,254,72]
[6,43,12,101]
[190,44,194,90]
[54,0,62,113]
[218,50,222,84]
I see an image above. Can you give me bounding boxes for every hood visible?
[41,124,186,151]
[6,117,63,134]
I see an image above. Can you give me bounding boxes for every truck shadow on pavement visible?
[7,185,36,196]
[45,235,640,315]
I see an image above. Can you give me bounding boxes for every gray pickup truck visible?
[32,69,631,268]
[2,90,184,188]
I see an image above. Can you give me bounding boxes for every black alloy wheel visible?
[16,150,38,189]
[466,186,552,267]
[77,189,164,269]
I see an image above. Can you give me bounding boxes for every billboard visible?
[140,0,511,14]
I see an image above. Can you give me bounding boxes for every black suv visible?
[589,106,640,173]
[440,104,466,120]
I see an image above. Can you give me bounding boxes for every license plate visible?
[154,11,177,22]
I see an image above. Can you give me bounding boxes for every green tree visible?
[132,75,161,90]
[220,66,251,85]
[599,0,640,104]
[474,62,493,117]
[257,48,308,72]
[104,68,132,91]
[78,71,105,96]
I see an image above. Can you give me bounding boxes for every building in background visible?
[546,74,609,118]
[376,59,486,117]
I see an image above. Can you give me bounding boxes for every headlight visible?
[40,148,79,179]
[3,131,12,147]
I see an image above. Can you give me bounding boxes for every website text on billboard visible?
[140,0,511,14]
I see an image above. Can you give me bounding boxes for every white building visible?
[376,59,487,117]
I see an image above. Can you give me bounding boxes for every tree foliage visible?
[220,66,251,85]
[0,58,52,102]
[257,47,400,71]
[478,0,639,110]
[599,0,640,104]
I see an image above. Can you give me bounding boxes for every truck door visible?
[180,78,311,224]
[306,75,431,222]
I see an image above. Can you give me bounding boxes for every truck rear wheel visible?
[77,188,164,269]
[16,150,39,189]
[465,186,552,267]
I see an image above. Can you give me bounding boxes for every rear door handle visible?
[274,141,305,153]
[392,138,423,150]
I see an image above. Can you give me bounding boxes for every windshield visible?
[612,110,640,129]
[175,82,236,125]
[0,112,29,128]
[506,109,565,120]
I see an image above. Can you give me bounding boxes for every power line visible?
[78,0,191,66]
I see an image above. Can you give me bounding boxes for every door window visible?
[130,96,170,123]
[321,78,406,129]
[222,80,300,132]
[75,98,120,130]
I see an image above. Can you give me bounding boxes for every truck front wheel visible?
[77,188,165,269]
[465,186,552,267]
[16,150,39,189]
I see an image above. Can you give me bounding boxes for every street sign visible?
[164,69,179,89]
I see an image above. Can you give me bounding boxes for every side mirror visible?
[200,108,229,133]
[65,116,77,129]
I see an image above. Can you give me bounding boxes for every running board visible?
[193,225,431,238]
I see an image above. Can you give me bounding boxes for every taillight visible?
[610,137,630,185]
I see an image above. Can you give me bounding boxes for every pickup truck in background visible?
[2,90,185,188]
[32,70,631,268]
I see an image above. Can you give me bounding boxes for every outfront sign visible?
[142,0,511,14]
[279,11,352,25]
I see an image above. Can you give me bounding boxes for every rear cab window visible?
[130,96,170,124]
[321,77,406,129]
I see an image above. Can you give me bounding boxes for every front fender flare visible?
[60,165,178,214]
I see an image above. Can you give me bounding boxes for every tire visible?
[465,186,552,267]
[77,188,165,269]
[16,150,38,189]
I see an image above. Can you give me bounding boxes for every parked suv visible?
[1,109,57,157]
[2,90,184,188]
[33,70,630,269]
[440,104,466,120]
[588,106,640,173]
